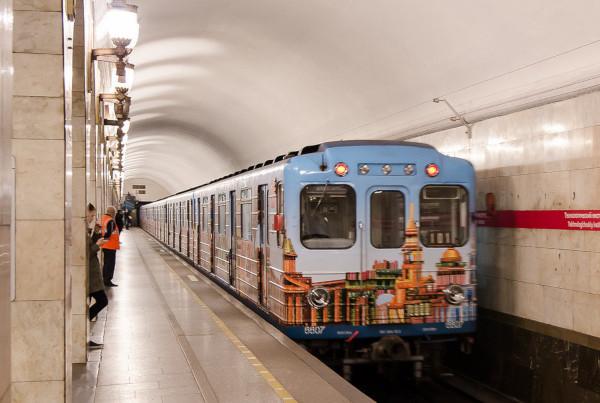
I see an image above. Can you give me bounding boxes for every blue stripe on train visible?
[282,320,476,339]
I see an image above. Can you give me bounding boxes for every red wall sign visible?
[475,210,600,231]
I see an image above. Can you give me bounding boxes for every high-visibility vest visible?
[101,215,120,250]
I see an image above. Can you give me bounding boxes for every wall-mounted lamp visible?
[111,63,134,94]
[91,1,139,63]
[92,0,140,197]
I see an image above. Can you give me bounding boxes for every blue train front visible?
[269,141,477,339]
[140,141,477,342]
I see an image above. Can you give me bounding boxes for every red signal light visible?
[425,163,439,177]
[334,162,349,176]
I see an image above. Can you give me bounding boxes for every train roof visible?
[316,140,435,151]
[149,140,438,202]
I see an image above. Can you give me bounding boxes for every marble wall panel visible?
[13,11,62,54]
[11,301,64,382]
[512,228,536,248]
[15,220,64,301]
[588,253,600,295]
[71,218,87,267]
[13,0,60,11]
[568,127,596,171]
[514,246,542,285]
[538,247,567,289]
[71,314,86,363]
[71,263,86,315]
[570,167,600,210]
[73,68,85,93]
[488,276,510,314]
[12,96,63,139]
[72,167,86,216]
[72,45,84,69]
[542,287,574,330]
[582,231,600,253]
[72,91,85,117]
[13,53,63,97]
[512,280,544,323]
[72,116,85,143]
[573,292,600,337]
[73,142,85,169]
[11,381,63,402]
[566,250,592,294]
[13,139,64,220]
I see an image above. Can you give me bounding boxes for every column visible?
[11,0,68,400]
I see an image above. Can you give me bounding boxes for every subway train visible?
[140,141,477,351]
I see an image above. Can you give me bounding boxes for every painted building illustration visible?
[280,206,476,327]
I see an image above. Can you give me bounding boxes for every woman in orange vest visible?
[101,206,120,287]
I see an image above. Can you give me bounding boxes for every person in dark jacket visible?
[115,209,124,233]
[87,203,109,348]
[124,209,131,229]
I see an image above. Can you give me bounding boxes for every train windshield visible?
[300,184,356,249]
[371,191,405,248]
[419,185,469,247]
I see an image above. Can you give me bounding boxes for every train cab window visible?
[419,185,469,247]
[371,191,405,248]
[300,184,356,249]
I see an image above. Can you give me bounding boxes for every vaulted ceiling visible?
[121,0,600,194]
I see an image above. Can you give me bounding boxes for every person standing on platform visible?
[86,203,108,348]
[101,206,120,287]
[124,209,131,229]
[115,209,124,233]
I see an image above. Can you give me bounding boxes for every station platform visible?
[73,229,373,402]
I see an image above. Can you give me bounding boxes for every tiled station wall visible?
[413,91,600,400]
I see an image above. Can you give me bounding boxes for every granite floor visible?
[72,229,371,403]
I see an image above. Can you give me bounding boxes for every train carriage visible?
[140,140,477,342]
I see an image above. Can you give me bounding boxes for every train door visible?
[365,187,407,268]
[197,198,201,265]
[164,204,168,242]
[210,195,216,273]
[172,204,176,247]
[257,185,269,307]
[185,200,192,257]
[179,202,183,252]
[228,190,236,286]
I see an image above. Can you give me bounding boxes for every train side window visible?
[300,184,356,249]
[371,191,405,248]
[241,202,252,240]
[202,204,208,232]
[218,204,226,235]
[419,185,469,247]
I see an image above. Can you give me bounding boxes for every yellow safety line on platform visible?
[153,249,298,403]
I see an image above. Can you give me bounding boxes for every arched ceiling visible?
[124,0,600,194]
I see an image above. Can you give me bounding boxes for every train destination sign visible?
[475,210,600,231]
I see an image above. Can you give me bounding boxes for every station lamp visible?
[91,0,140,198]
[92,1,139,63]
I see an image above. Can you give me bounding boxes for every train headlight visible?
[404,164,415,175]
[334,162,349,176]
[426,163,440,177]
[443,284,465,305]
[359,164,370,175]
[307,286,330,308]
[381,164,392,175]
